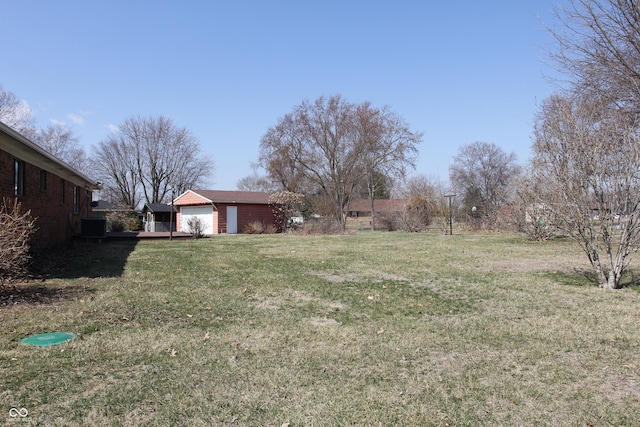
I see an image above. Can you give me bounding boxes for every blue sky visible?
[1,1,563,190]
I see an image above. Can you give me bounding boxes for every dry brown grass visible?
[1,232,640,425]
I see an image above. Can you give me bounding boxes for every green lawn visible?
[2,232,640,426]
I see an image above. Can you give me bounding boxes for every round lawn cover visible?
[20,332,77,347]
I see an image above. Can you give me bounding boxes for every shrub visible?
[299,217,344,235]
[243,221,277,234]
[106,211,137,232]
[187,217,205,239]
[269,191,306,232]
[0,198,37,283]
[399,197,432,232]
[243,221,265,234]
[378,211,400,231]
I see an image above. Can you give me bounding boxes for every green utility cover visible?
[20,332,77,347]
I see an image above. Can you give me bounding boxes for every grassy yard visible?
[1,232,640,426]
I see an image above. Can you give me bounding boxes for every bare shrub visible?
[378,211,400,231]
[243,221,265,234]
[106,211,138,232]
[399,197,432,232]
[187,217,205,239]
[0,198,37,283]
[242,221,278,234]
[299,217,344,235]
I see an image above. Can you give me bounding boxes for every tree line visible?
[2,0,638,288]
[0,89,213,209]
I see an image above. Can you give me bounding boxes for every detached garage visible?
[173,190,279,235]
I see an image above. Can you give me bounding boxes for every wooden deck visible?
[105,231,193,240]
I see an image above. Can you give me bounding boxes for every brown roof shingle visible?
[189,190,271,204]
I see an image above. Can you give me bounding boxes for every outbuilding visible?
[173,190,278,235]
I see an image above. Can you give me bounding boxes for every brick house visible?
[173,190,278,234]
[0,121,100,250]
[346,199,406,218]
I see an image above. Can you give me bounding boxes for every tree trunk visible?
[601,269,622,290]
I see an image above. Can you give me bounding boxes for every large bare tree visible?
[449,141,520,218]
[0,85,35,137]
[33,123,91,176]
[355,102,420,230]
[259,95,421,230]
[94,115,214,208]
[550,0,640,110]
[535,0,640,289]
[531,93,640,289]
[1,85,91,175]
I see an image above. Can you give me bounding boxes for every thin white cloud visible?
[49,118,68,128]
[105,123,119,133]
[67,113,85,125]
[67,113,84,125]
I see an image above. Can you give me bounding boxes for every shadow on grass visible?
[0,282,95,307]
[543,269,599,288]
[31,239,139,280]
[1,240,138,308]
[544,268,640,290]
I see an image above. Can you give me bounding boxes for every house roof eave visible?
[0,121,100,190]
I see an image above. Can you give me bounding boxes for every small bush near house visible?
[187,217,205,239]
[299,217,344,235]
[106,211,138,232]
[377,211,400,231]
[243,221,265,234]
[0,198,36,283]
[243,221,277,234]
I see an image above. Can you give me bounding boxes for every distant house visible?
[91,200,129,219]
[0,121,100,250]
[173,190,278,234]
[142,202,176,232]
[347,199,406,218]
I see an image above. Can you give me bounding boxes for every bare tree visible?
[94,135,142,209]
[33,123,91,175]
[237,164,278,193]
[94,116,214,208]
[259,95,421,230]
[536,0,640,289]
[0,85,35,137]
[449,141,520,219]
[397,175,450,232]
[532,93,640,289]
[355,102,420,230]
[549,0,640,111]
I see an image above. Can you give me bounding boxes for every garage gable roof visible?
[174,189,271,206]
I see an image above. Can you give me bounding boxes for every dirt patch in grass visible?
[486,256,589,273]
[308,270,354,283]
[307,316,340,326]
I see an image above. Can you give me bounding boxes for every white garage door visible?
[180,206,214,235]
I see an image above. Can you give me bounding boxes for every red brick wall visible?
[216,203,278,233]
[0,149,93,250]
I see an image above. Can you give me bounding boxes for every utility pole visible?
[169,188,175,241]
[444,194,456,235]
